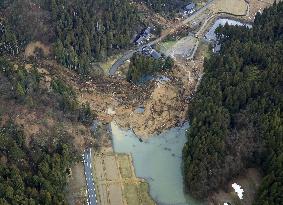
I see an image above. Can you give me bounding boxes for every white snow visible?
[232,183,244,199]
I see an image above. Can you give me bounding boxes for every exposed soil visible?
[24,41,51,58]
[114,81,188,138]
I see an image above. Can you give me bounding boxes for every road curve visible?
[109,50,135,76]
[108,0,214,76]
[83,148,97,205]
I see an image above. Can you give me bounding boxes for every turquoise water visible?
[111,122,199,205]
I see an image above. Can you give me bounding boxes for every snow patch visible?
[232,183,244,199]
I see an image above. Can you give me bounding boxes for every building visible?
[135,37,144,45]
[184,3,196,15]
[150,49,162,59]
[135,27,151,45]
[141,46,161,59]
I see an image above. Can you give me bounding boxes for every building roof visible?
[185,3,196,11]
[135,37,144,44]
[150,49,161,59]
[143,27,151,35]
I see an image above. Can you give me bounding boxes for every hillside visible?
[1,0,282,204]
[182,2,283,204]
[0,53,98,203]
[1,0,144,74]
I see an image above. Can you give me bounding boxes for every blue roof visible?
[185,3,196,11]
[151,50,161,59]
[143,27,151,35]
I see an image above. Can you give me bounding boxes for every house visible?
[143,27,151,36]
[141,46,161,59]
[184,3,196,15]
[150,49,161,59]
[135,37,144,45]
[135,27,151,45]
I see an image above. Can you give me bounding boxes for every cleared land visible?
[211,0,248,15]
[163,36,198,60]
[24,41,50,57]
[92,153,156,205]
[209,168,262,205]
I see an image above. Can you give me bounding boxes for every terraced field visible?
[92,153,156,205]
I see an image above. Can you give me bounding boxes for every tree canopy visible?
[0,122,77,204]
[182,2,283,204]
[127,53,174,83]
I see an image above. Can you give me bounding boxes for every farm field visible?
[92,153,156,205]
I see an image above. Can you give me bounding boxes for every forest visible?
[51,0,142,75]
[0,121,77,204]
[0,56,95,125]
[0,55,95,205]
[136,0,188,14]
[127,53,174,83]
[182,2,283,204]
[0,0,188,76]
[0,0,143,75]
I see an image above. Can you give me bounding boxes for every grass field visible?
[123,182,156,205]
[195,41,210,59]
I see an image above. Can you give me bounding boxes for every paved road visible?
[109,50,135,75]
[108,0,214,76]
[83,148,97,205]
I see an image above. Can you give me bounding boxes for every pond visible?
[111,122,200,205]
